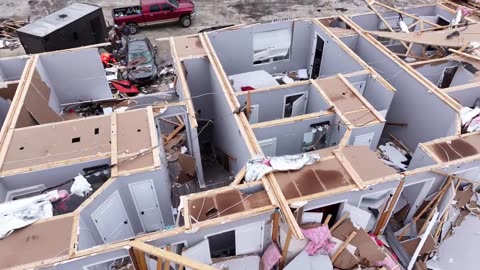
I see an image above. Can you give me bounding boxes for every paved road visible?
[0,0,435,57]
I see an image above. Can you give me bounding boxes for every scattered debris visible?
[0,18,27,50]
[245,153,321,182]
[460,106,480,133]
[70,174,92,197]
[377,142,410,171]
[0,190,60,239]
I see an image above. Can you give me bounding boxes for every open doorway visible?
[283,93,307,118]
[305,202,343,228]
[311,35,325,79]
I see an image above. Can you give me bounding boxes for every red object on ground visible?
[241,86,255,92]
[101,52,116,67]
[111,80,140,94]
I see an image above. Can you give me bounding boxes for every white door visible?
[249,104,259,124]
[353,133,374,148]
[258,138,277,157]
[352,81,366,95]
[283,93,308,118]
[235,221,265,255]
[129,180,164,233]
[291,94,307,117]
[91,190,134,243]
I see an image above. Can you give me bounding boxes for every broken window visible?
[253,28,292,65]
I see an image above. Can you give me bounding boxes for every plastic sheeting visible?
[0,190,59,239]
[245,153,321,182]
[71,174,92,197]
[460,107,480,133]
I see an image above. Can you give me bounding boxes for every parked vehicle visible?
[113,0,196,34]
[126,38,158,84]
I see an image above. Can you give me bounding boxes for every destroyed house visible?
[1,2,480,270]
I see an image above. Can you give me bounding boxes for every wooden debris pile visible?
[0,18,28,50]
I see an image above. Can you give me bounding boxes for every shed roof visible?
[17,3,100,37]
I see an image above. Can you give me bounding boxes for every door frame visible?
[282,92,308,118]
[91,190,134,243]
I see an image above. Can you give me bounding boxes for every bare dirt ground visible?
[0,0,437,58]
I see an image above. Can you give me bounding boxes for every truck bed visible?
[113,6,142,18]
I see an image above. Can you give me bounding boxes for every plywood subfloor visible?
[274,157,352,200]
[2,115,111,171]
[174,35,206,59]
[188,189,270,222]
[0,215,73,269]
[341,145,397,182]
[315,77,377,126]
[425,133,480,162]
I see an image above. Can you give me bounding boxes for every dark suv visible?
[126,38,158,84]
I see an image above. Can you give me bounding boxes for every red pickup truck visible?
[113,0,196,34]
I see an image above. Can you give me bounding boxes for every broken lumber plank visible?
[331,231,357,262]
[323,214,332,226]
[331,212,350,231]
[374,180,404,235]
[165,123,185,143]
[230,166,246,186]
[279,228,293,269]
[160,117,181,126]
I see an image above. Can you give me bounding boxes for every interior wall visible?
[0,158,110,203]
[209,64,252,173]
[78,169,173,250]
[0,57,28,82]
[147,211,273,250]
[0,97,10,129]
[346,73,394,111]
[434,5,456,20]
[184,58,216,120]
[339,35,359,51]
[353,36,458,150]
[413,61,457,86]
[37,48,111,104]
[408,145,437,169]
[311,24,364,76]
[236,84,330,123]
[253,114,336,155]
[39,249,130,270]
[208,20,312,76]
[447,86,480,108]
[348,122,385,150]
[36,60,61,114]
[304,179,399,211]
[0,181,7,203]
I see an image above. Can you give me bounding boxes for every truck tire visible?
[180,16,192,27]
[127,23,139,34]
